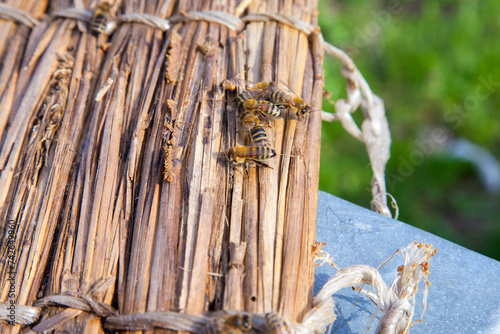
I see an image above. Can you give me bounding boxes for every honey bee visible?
[265,312,291,334]
[225,314,252,332]
[264,83,311,119]
[233,80,310,119]
[226,145,276,175]
[239,112,261,132]
[90,2,112,36]
[201,314,252,334]
[240,99,283,118]
[224,78,310,119]
[221,79,268,94]
[234,82,271,103]
[238,113,268,145]
[235,89,259,104]
[248,124,268,146]
[201,318,225,334]
[221,79,266,102]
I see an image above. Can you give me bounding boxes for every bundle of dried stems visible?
[0,0,326,333]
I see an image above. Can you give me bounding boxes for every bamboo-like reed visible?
[0,0,323,333]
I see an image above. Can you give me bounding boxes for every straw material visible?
[0,0,323,332]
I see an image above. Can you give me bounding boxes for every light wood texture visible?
[0,0,323,332]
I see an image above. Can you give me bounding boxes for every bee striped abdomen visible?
[91,15,107,35]
[225,314,252,332]
[226,145,276,174]
[236,90,256,104]
[200,318,223,334]
[239,112,259,131]
[268,90,288,106]
[265,312,290,334]
[256,100,281,117]
[248,146,276,159]
[249,125,268,145]
[90,3,111,36]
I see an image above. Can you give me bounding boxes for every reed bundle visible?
[0,0,325,332]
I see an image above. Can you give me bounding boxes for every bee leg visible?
[257,116,277,126]
[278,105,287,117]
[288,107,299,120]
[244,162,250,175]
[252,160,273,169]
[102,42,112,52]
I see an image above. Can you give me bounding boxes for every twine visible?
[1,3,316,37]
[115,13,170,31]
[170,10,245,32]
[33,292,118,318]
[50,7,92,22]
[0,302,40,325]
[243,13,314,35]
[321,38,393,218]
[1,297,313,333]
[0,3,40,27]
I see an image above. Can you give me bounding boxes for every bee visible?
[222,79,269,95]
[238,113,268,145]
[90,2,112,36]
[234,82,271,103]
[264,83,311,120]
[265,312,291,334]
[235,89,259,104]
[224,78,310,119]
[233,80,310,119]
[226,145,276,175]
[248,124,268,146]
[221,79,268,103]
[240,99,283,118]
[225,314,252,332]
[239,112,261,132]
[201,314,252,334]
[201,318,225,334]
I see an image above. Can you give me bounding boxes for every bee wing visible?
[105,20,117,35]
[274,79,300,102]
[239,80,272,95]
[223,76,257,90]
[223,76,270,93]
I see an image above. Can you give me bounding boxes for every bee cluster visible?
[225,81,311,175]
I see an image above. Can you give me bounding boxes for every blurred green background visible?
[318,0,500,260]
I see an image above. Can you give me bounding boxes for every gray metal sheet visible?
[314,191,500,334]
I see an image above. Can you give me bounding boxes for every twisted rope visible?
[0,295,314,333]
[0,3,40,27]
[115,13,170,31]
[1,3,316,37]
[0,292,115,328]
[0,302,40,325]
[170,10,245,31]
[243,13,314,35]
[321,39,393,218]
[50,7,92,22]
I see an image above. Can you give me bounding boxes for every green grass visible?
[318,0,500,259]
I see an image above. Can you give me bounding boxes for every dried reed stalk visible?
[0,0,323,332]
[0,1,46,143]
